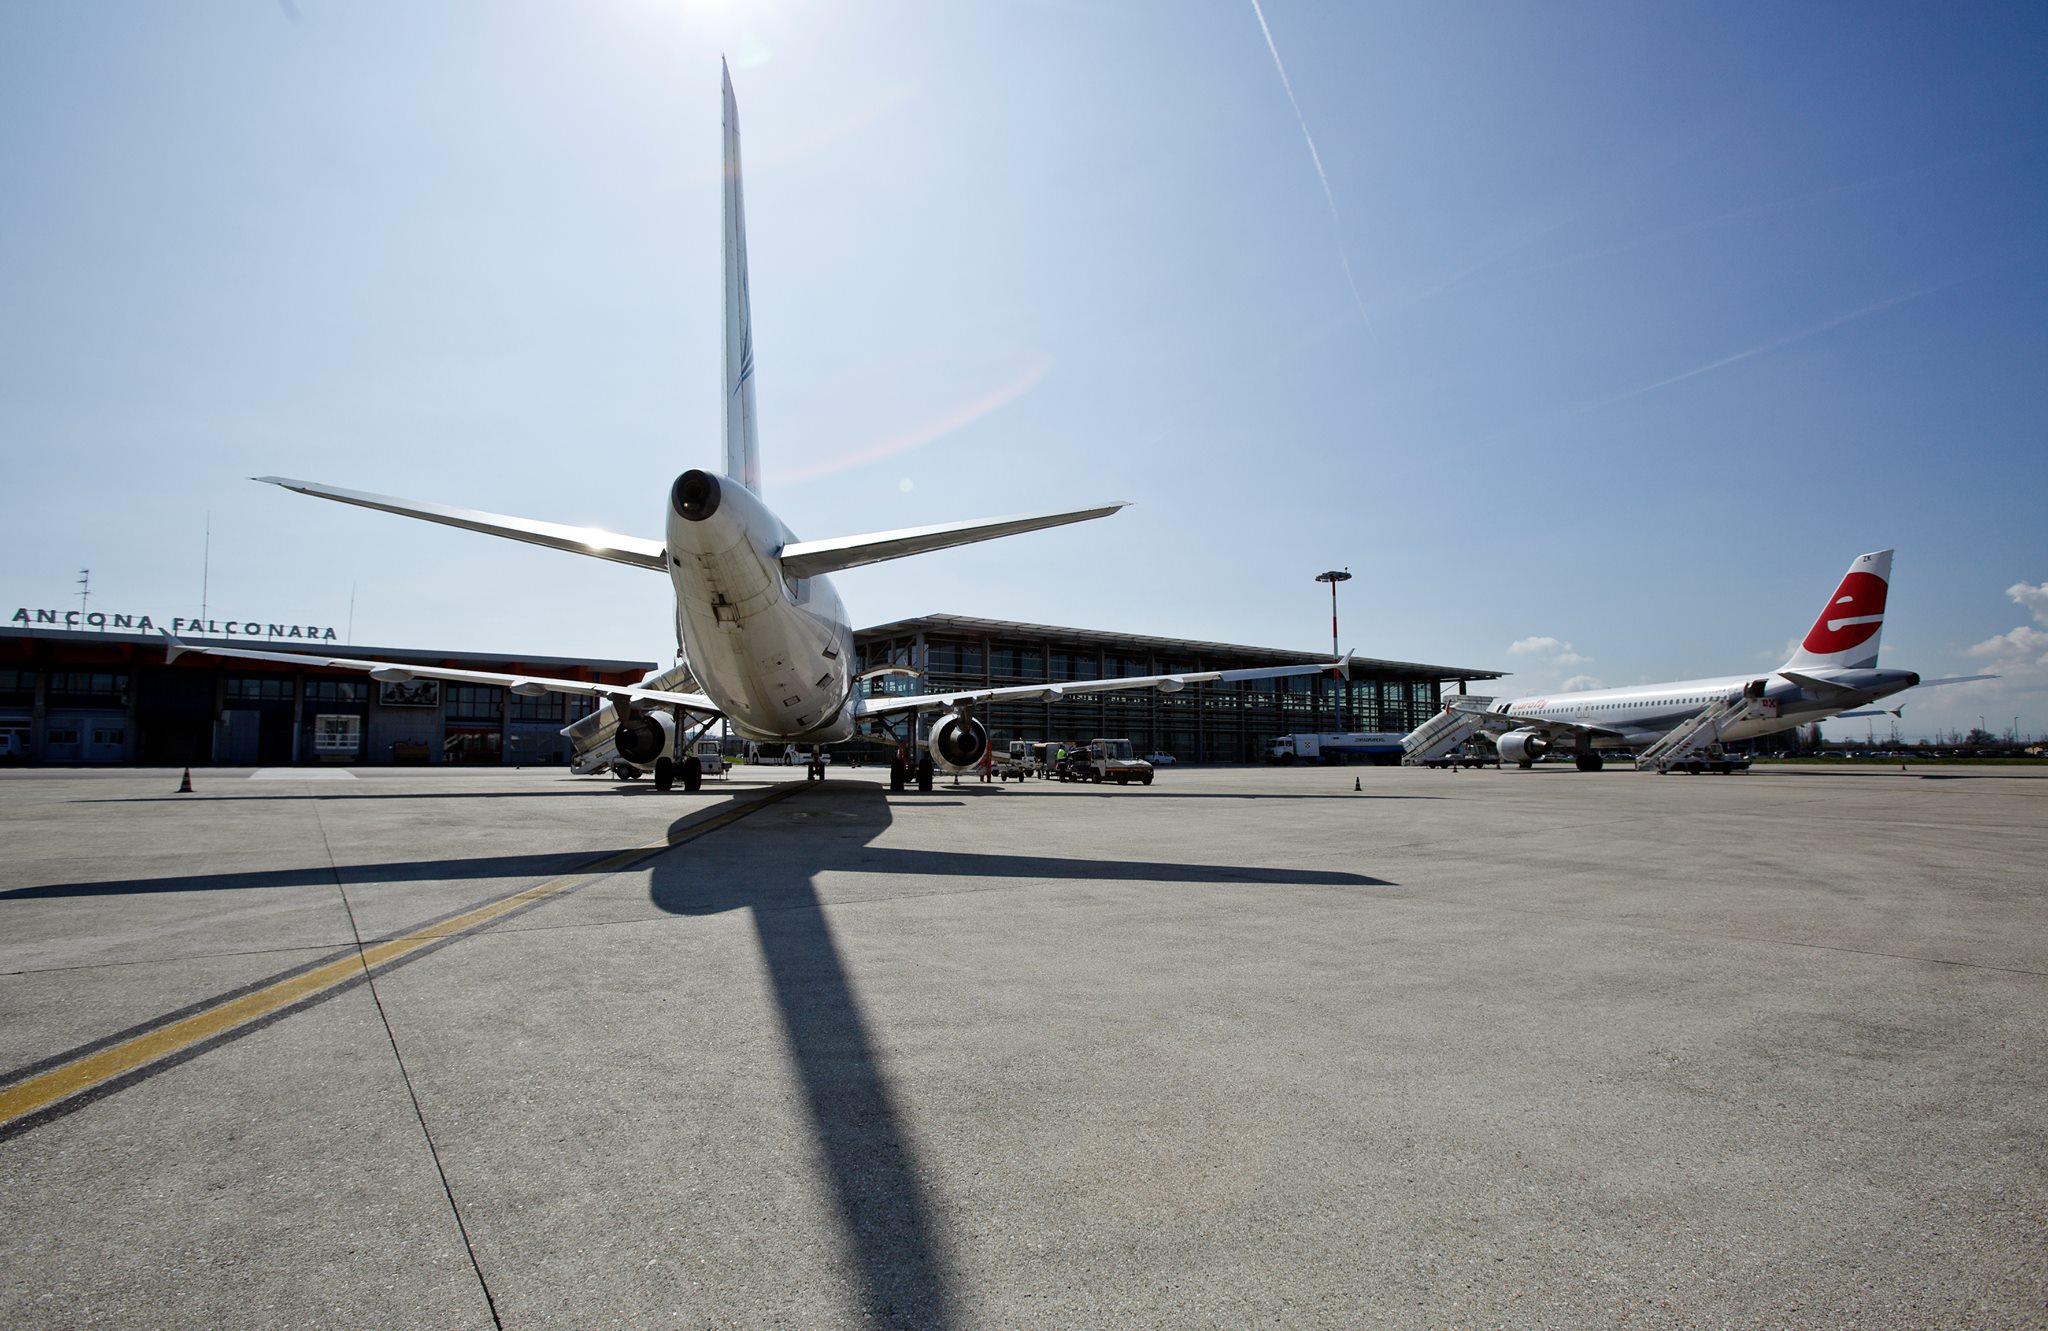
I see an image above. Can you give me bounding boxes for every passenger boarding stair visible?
[1634,682,1765,774]
[1402,697,1496,765]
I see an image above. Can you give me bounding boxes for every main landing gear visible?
[1575,752,1604,773]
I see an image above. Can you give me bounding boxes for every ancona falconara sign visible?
[10,607,339,641]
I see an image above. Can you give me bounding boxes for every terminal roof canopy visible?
[856,614,1504,684]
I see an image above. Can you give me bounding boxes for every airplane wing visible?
[254,477,667,572]
[161,632,721,714]
[779,503,1128,580]
[855,653,1351,719]
[1429,703,1629,742]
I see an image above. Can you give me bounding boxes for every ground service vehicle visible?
[1036,741,1079,778]
[1073,738,1154,785]
[1422,739,1496,769]
[1265,732,1408,765]
[994,740,1034,780]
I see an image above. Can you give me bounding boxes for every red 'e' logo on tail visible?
[1801,570,1888,655]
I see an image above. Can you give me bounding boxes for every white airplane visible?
[1424,549,1991,771]
[164,63,1349,790]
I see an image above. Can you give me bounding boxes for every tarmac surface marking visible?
[0,777,802,1138]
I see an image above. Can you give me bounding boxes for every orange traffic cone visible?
[177,767,193,794]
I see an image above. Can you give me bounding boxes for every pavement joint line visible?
[0,781,807,1138]
[312,795,506,1331]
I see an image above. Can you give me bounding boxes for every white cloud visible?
[1557,675,1607,693]
[2008,581,2048,626]
[1508,635,1591,667]
[1968,625,2048,662]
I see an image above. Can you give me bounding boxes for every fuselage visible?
[1498,667,1921,747]
[665,470,857,743]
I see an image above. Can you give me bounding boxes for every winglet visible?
[160,627,191,664]
[1333,650,1354,682]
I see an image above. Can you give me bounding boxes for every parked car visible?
[1143,751,1177,766]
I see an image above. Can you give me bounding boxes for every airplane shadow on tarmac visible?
[643,778,1386,1329]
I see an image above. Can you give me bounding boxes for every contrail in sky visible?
[1580,279,1961,415]
[1249,0,1372,331]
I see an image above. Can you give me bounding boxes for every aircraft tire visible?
[653,757,675,792]
[1575,754,1603,773]
[615,765,640,782]
[681,754,703,792]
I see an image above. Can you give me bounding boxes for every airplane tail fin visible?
[1782,549,1893,672]
[722,60,762,498]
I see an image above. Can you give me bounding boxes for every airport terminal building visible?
[2,611,1500,767]
[854,614,1501,764]
[0,622,650,767]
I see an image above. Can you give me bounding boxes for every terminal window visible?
[510,692,563,722]
[226,676,294,702]
[446,685,504,720]
[48,670,128,697]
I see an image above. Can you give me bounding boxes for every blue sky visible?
[3,1,2044,741]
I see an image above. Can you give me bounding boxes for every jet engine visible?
[926,711,990,773]
[1496,728,1550,768]
[614,709,678,766]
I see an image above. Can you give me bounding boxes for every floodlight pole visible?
[1315,569,1351,659]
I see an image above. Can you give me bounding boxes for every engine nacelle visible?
[1496,728,1550,767]
[927,712,990,773]
[615,709,678,766]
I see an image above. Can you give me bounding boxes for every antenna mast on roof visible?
[77,569,90,616]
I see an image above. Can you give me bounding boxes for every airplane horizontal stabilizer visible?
[255,477,667,572]
[779,503,1128,579]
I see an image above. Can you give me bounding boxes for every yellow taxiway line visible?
[0,780,803,1134]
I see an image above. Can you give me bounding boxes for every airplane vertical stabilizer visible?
[722,60,762,497]
[1782,549,1893,672]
